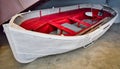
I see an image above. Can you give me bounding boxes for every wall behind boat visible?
[35,0,120,23]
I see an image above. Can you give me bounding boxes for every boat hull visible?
[3,4,118,63]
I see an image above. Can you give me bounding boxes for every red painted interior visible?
[20,8,112,36]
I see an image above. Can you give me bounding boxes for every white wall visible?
[35,0,120,23]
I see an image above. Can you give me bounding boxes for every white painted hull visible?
[3,4,118,63]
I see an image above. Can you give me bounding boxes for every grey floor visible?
[0,23,120,69]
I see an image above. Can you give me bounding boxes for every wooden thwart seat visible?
[49,22,77,35]
[68,17,91,27]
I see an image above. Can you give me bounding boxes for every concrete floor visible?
[0,23,120,69]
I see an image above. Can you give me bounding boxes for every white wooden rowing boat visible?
[3,4,118,63]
